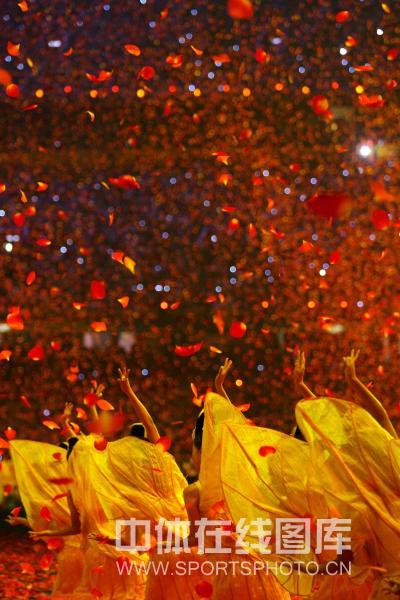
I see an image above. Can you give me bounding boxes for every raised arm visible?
[29,491,81,539]
[343,349,398,438]
[292,350,316,399]
[6,515,30,528]
[214,358,233,402]
[117,367,160,444]
[60,402,79,438]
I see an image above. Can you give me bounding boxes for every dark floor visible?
[0,526,55,599]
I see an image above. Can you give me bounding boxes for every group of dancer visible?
[5,350,400,599]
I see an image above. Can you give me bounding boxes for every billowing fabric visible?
[105,436,188,523]
[199,392,247,517]
[68,433,189,599]
[220,419,374,599]
[220,423,316,596]
[67,434,147,599]
[199,392,290,600]
[296,397,400,599]
[145,549,212,600]
[9,440,83,598]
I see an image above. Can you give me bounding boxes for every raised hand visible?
[215,358,233,394]
[343,349,360,383]
[92,381,106,398]
[117,366,131,395]
[6,515,25,527]
[292,350,306,388]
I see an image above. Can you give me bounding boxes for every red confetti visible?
[259,445,276,457]
[227,0,253,19]
[195,581,214,598]
[28,344,45,361]
[335,10,350,23]
[229,321,247,338]
[371,209,390,231]
[174,341,204,357]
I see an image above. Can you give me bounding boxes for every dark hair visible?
[129,423,146,440]
[66,437,79,460]
[292,426,305,442]
[193,411,204,450]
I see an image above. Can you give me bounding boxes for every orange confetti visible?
[86,70,112,83]
[42,420,60,430]
[7,42,20,57]
[7,308,24,331]
[212,53,231,64]
[166,54,183,68]
[91,321,107,332]
[123,256,136,275]
[0,350,12,361]
[36,181,48,192]
[125,44,141,56]
[18,0,29,11]
[108,174,141,189]
[117,296,129,308]
[190,45,203,56]
[96,398,114,411]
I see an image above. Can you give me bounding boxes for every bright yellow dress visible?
[67,433,147,600]
[220,414,375,598]
[296,397,400,599]
[199,392,291,600]
[68,433,194,600]
[9,440,84,598]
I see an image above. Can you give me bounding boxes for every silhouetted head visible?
[129,422,147,440]
[193,411,204,451]
[291,425,305,442]
[66,436,79,460]
[191,411,204,473]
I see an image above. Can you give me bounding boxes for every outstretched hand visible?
[29,529,52,540]
[293,350,306,387]
[6,515,24,527]
[118,367,132,395]
[60,401,74,426]
[343,349,360,383]
[215,358,233,392]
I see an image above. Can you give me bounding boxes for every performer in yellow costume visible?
[31,367,190,600]
[184,358,291,600]
[8,439,84,598]
[114,368,209,600]
[295,350,400,599]
[220,352,375,599]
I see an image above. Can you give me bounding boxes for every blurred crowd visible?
[0,0,399,474]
